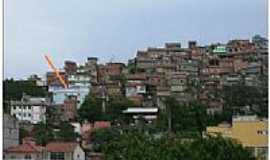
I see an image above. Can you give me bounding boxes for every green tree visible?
[223,83,268,118]
[55,122,77,141]
[190,135,254,160]
[3,79,47,101]
[155,111,168,132]
[19,128,29,144]
[91,128,121,152]
[161,97,208,136]
[77,95,104,122]
[46,105,63,126]
[106,96,134,124]
[33,122,54,146]
[95,129,254,160]
[78,94,134,123]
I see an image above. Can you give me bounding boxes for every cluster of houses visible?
[5,136,85,160]
[3,113,108,160]
[4,35,268,159]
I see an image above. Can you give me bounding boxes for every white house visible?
[46,142,85,160]
[10,95,49,124]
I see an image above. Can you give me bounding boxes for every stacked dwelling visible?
[4,35,268,159]
[10,94,50,124]
[127,36,268,115]
[7,35,268,123]
[125,73,147,106]
[133,42,195,109]
[47,58,93,118]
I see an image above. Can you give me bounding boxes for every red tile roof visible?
[94,121,111,129]
[46,142,78,153]
[5,143,44,153]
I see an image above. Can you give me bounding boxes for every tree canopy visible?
[223,83,268,118]
[78,94,134,123]
[156,97,208,137]
[3,79,47,101]
[32,122,77,146]
[77,95,104,122]
[92,128,254,160]
[32,122,54,146]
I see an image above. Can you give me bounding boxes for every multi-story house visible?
[167,72,193,104]
[240,62,262,75]
[207,115,268,160]
[125,74,146,96]
[49,85,90,109]
[48,58,92,110]
[46,71,69,88]
[68,73,91,87]
[178,59,200,76]
[105,80,122,97]
[227,39,256,53]
[83,57,98,83]
[10,94,49,124]
[125,74,147,106]
[156,64,176,74]
[106,63,125,77]
[64,61,77,75]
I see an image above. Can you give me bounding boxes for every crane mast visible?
[44,54,68,89]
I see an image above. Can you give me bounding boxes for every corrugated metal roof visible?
[123,108,158,113]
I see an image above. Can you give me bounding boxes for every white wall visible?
[73,146,85,160]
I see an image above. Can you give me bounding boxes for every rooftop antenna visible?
[109,54,115,63]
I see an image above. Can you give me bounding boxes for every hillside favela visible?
[3,35,268,160]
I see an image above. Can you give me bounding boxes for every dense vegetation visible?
[88,96,255,160]
[32,122,77,146]
[154,97,226,136]
[78,94,134,123]
[3,79,47,101]
[223,82,268,118]
[92,128,254,160]
[3,79,48,113]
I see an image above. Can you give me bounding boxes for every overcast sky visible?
[4,0,268,79]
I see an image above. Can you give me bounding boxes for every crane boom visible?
[44,54,68,89]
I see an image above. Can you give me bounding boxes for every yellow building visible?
[206,115,268,160]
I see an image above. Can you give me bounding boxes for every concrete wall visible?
[73,146,86,160]
[4,153,42,160]
[3,114,19,150]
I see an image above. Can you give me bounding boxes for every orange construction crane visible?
[44,54,68,89]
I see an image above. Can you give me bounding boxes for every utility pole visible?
[167,104,172,133]
[101,83,106,113]
[101,82,109,113]
[164,97,172,133]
